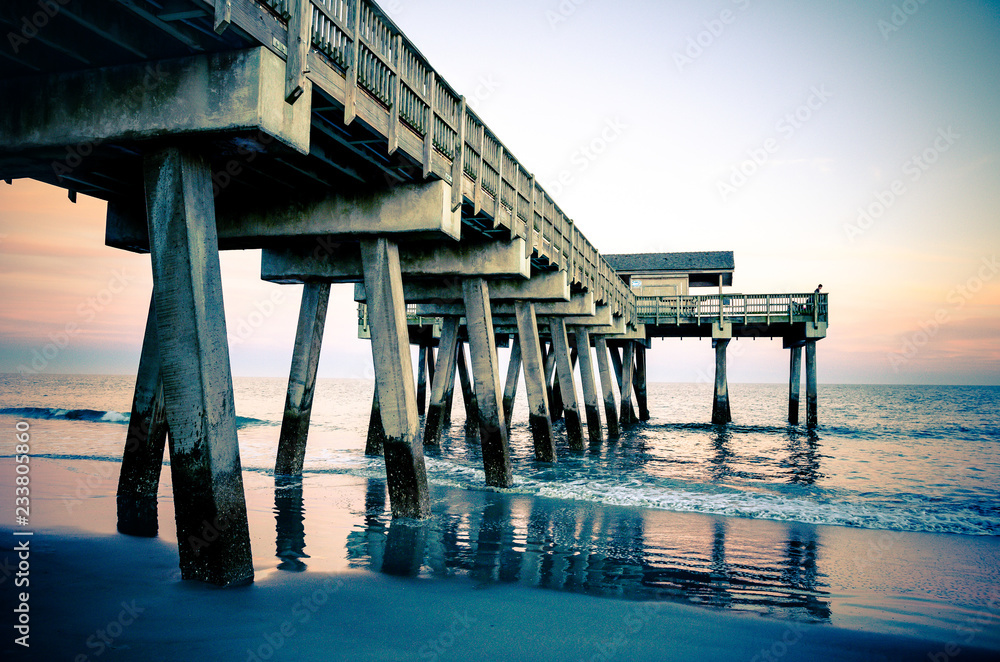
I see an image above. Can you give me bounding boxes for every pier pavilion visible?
[1,0,826,585]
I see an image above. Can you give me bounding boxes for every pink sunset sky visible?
[1,0,998,385]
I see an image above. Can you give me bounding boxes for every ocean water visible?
[2,374,997,538]
[2,375,999,631]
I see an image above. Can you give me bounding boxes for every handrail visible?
[635,293,828,325]
[254,0,635,325]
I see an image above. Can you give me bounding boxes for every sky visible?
[1,0,998,385]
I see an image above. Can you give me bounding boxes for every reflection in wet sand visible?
[344,478,831,622]
[274,475,308,571]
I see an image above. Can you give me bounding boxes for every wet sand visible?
[2,458,998,661]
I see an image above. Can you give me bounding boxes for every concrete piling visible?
[620,342,637,425]
[143,146,253,586]
[502,335,522,434]
[462,278,514,487]
[275,282,331,475]
[116,296,168,537]
[788,344,802,425]
[712,339,732,425]
[360,237,431,518]
[550,318,584,450]
[574,328,603,444]
[514,301,556,461]
[424,316,460,446]
[544,341,564,422]
[416,344,429,416]
[806,340,818,427]
[634,344,650,421]
[365,390,386,456]
[456,340,478,433]
[594,336,621,440]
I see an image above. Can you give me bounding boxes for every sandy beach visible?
[2,457,998,661]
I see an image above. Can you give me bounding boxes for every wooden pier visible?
[0,1,827,585]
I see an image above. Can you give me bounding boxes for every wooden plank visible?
[214,0,232,33]
[344,0,361,124]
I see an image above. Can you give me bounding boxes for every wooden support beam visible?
[452,97,467,212]
[594,337,620,440]
[424,317,460,446]
[806,340,818,427]
[712,339,732,425]
[117,295,168,537]
[285,0,311,103]
[360,238,431,518]
[514,302,556,461]
[549,319,584,450]
[463,278,513,487]
[143,146,251,586]
[275,282,331,475]
[620,342,637,426]
[344,0,361,124]
[213,0,231,34]
[502,335,522,434]
[574,328,603,444]
[788,345,802,426]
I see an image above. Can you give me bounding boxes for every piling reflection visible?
[785,428,823,485]
[274,475,308,571]
[346,479,831,622]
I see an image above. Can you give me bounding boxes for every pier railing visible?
[255,0,634,322]
[635,293,829,326]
